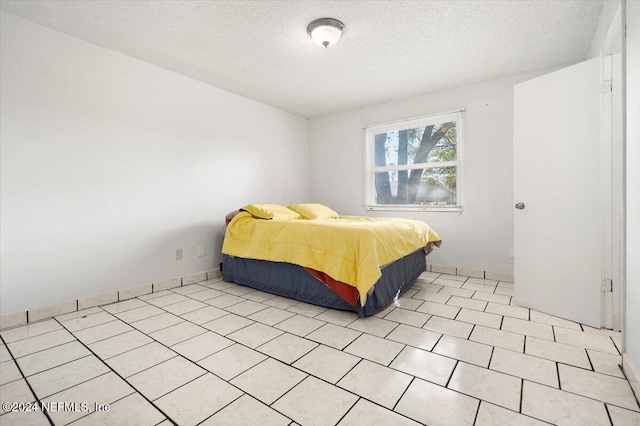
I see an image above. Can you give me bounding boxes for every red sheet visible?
[303,267,360,306]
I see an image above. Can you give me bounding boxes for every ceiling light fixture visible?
[307,18,345,48]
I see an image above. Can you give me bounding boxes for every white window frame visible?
[364,110,463,212]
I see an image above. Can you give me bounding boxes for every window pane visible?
[374,166,456,205]
[373,121,456,168]
[418,166,457,205]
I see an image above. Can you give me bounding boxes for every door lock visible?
[515,202,525,210]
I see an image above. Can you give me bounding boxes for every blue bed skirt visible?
[222,248,427,317]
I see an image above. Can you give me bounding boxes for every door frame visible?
[599,4,624,331]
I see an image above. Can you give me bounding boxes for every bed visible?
[221,203,441,317]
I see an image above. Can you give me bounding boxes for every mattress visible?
[222,247,430,317]
[222,211,441,305]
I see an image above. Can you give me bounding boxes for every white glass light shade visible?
[307,18,345,48]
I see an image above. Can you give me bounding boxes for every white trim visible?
[371,160,458,173]
[620,0,627,360]
[0,268,220,330]
[426,263,515,282]
[598,2,624,333]
[457,110,465,209]
[364,205,463,213]
[362,108,466,129]
[622,355,640,403]
[366,112,461,135]
[601,53,613,329]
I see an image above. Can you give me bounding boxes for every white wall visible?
[624,0,640,395]
[308,70,559,273]
[0,12,308,315]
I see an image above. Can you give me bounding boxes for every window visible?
[365,111,462,211]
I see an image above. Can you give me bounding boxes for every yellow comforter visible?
[222,212,441,305]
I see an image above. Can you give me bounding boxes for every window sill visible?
[364,205,463,213]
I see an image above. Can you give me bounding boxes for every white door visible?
[514,57,602,327]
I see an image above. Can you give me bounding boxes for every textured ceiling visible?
[0,1,603,118]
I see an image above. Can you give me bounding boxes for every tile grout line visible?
[392,376,416,412]
[487,346,496,369]
[148,329,209,349]
[146,370,209,403]
[93,336,152,362]
[444,360,459,389]
[603,403,615,426]
[225,356,274,383]
[192,392,263,426]
[256,334,318,366]
[431,332,446,350]
[161,302,213,317]
[14,350,107,390]
[64,391,136,425]
[585,348,596,372]
[3,335,79,360]
[65,318,121,335]
[611,336,623,356]
[519,378,524,413]
[470,399,482,426]
[556,358,633,380]
[78,323,141,347]
[0,334,55,425]
[52,318,180,426]
[331,396,359,426]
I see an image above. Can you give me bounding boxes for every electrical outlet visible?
[198,245,205,257]
[175,248,183,260]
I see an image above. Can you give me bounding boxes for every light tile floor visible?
[1,273,639,426]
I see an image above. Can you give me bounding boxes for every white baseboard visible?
[1,263,509,330]
[0,268,220,330]
[427,263,514,283]
[623,354,640,405]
